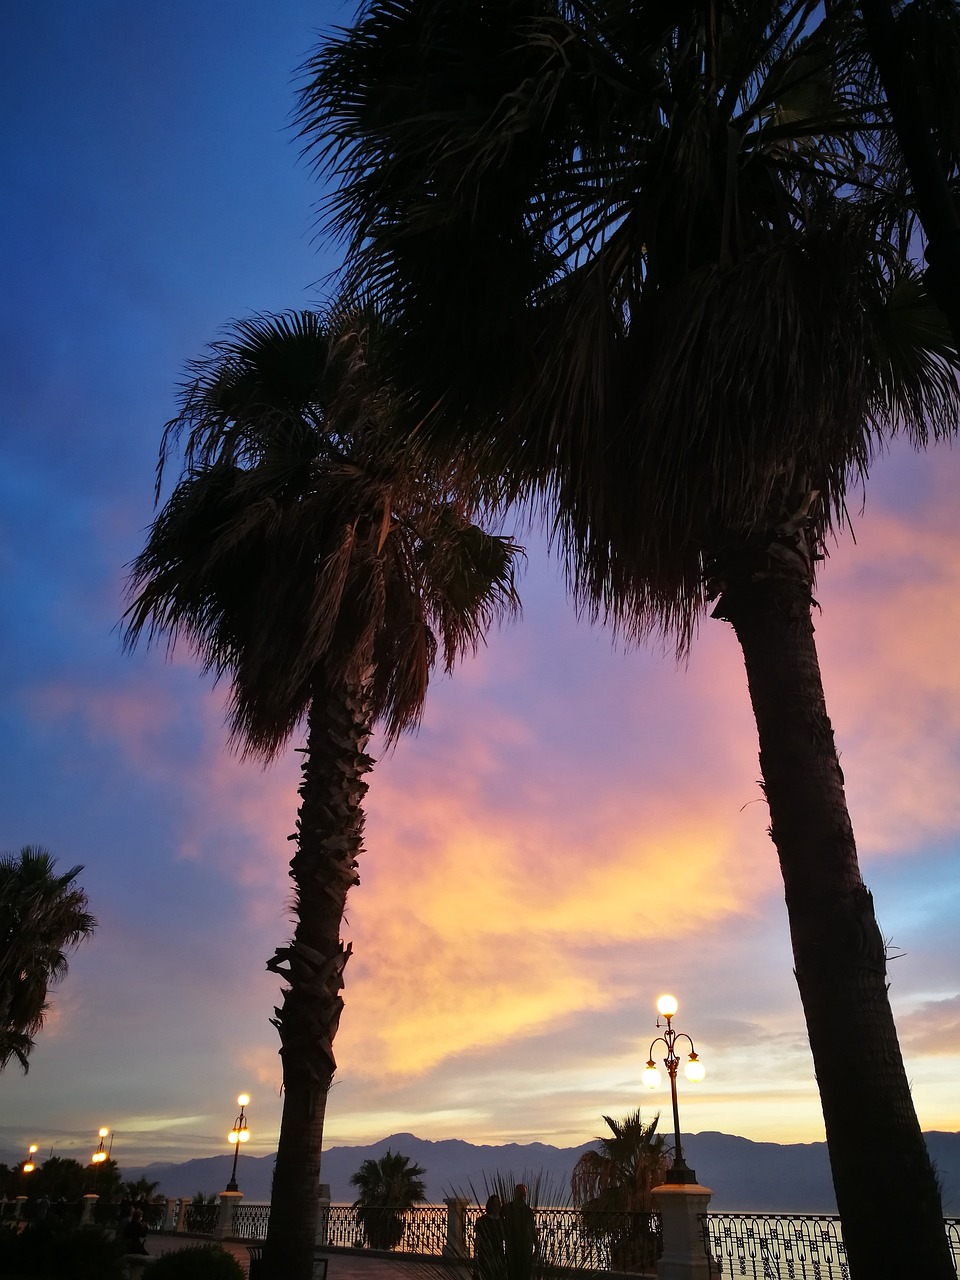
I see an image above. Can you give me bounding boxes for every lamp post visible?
[642,994,705,1185]
[90,1127,110,1192]
[91,1127,109,1167]
[225,1094,250,1193]
[22,1144,38,1175]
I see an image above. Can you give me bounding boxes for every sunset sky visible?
[2,2,958,1176]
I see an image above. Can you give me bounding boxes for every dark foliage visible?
[143,1244,246,1280]
[0,1220,125,1280]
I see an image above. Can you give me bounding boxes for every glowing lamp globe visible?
[642,1061,661,1088]
[23,1162,35,1174]
[98,1128,109,1138]
[228,1131,239,1144]
[28,1145,38,1155]
[656,994,679,1018]
[685,1055,706,1083]
[238,1130,250,1142]
[237,1094,250,1107]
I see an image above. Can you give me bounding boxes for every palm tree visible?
[572,1112,666,1274]
[350,1149,428,1249]
[856,0,960,344]
[298,5,960,1276]
[0,846,96,1072]
[124,308,521,1280]
[123,1177,162,1201]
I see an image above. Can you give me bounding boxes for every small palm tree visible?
[123,1177,161,1201]
[350,1149,427,1250]
[125,306,521,1280]
[572,1113,666,1274]
[0,846,96,1071]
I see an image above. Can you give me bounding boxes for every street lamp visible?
[225,1094,250,1193]
[91,1128,109,1165]
[642,994,705,1185]
[22,1144,38,1175]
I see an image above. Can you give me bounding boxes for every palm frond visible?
[127,306,524,756]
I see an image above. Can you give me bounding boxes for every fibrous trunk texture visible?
[715,529,952,1280]
[262,675,373,1280]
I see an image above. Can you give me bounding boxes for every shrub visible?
[0,1220,126,1279]
[144,1243,245,1279]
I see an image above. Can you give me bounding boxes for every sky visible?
[1,1,958,1179]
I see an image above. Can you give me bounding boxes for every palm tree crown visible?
[350,1149,428,1208]
[571,1111,667,1215]
[0,846,96,1072]
[126,308,521,751]
[301,0,958,642]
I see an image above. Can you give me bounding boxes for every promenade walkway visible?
[143,1236,458,1280]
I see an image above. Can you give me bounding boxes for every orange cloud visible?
[895,995,960,1056]
[815,511,960,854]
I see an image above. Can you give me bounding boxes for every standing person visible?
[502,1185,537,1280]
[474,1195,505,1280]
[123,1208,148,1255]
[116,1198,133,1240]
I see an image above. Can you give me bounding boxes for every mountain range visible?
[116,1130,960,1214]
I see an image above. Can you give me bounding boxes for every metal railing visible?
[949,1219,960,1272]
[705,1213,848,1279]
[535,1207,662,1271]
[233,1201,271,1242]
[320,1202,450,1252]
[183,1201,219,1234]
[315,1204,662,1270]
[704,1213,960,1280]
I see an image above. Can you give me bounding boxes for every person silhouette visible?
[502,1185,537,1280]
[123,1207,148,1254]
[474,1194,506,1280]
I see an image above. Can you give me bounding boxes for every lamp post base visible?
[653,1181,714,1280]
[664,1165,698,1185]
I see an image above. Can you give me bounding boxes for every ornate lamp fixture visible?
[642,994,705,1184]
[225,1093,250,1193]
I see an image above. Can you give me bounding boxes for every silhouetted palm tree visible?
[350,1149,428,1249]
[0,846,96,1071]
[572,1112,666,1274]
[298,6,960,1276]
[125,308,521,1280]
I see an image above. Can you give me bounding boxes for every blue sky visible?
[1,2,958,1175]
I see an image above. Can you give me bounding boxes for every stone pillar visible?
[315,1184,331,1250]
[81,1193,99,1225]
[14,1196,28,1220]
[443,1196,471,1259]
[163,1198,178,1233]
[216,1190,243,1239]
[175,1199,189,1233]
[652,1182,715,1280]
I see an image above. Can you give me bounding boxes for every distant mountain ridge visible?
[116,1129,960,1214]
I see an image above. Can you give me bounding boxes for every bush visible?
[144,1243,245,1279]
[0,1220,126,1279]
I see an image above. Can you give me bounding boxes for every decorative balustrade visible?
[704,1213,960,1280]
[704,1212,848,1279]
[3,1193,957,1277]
[314,1204,661,1269]
[233,1201,271,1241]
[183,1201,219,1234]
[320,1202,449,1250]
[949,1219,960,1271]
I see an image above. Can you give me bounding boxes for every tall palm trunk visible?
[263,674,373,1280]
[713,521,953,1280]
